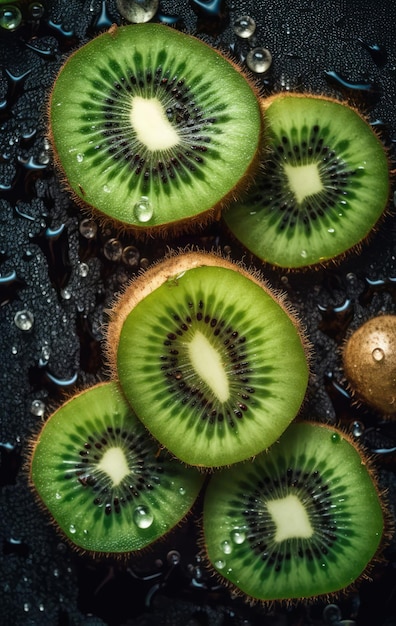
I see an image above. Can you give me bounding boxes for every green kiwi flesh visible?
[49,23,262,232]
[203,421,384,601]
[29,381,204,554]
[110,252,309,468]
[223,93,390,268]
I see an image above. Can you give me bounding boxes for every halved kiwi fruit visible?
[223,93,390,268]
[49,23,263,233]
[203,421,385,601]
[106,251,309,468]
[342,315,396,415]
[29,381,204,554]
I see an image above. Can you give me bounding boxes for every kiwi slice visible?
[49,23,262,233]
[223,93,390,268]
[203,421,385,601]
[106,251,309,468]
[29,381,204,554]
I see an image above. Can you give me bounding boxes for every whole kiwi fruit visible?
[203,421,386,601]
[29,381,204,554]
[49,23,263,234]
[223,93,390,269]
[106,250,309,468]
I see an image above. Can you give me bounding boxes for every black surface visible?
[1,1,396,624]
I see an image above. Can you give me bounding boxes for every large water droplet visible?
[0,5,22,30]
[214,559,226,569]
[221,540,232,554]
[134,196,153,223]
[372,347,385,362]
[351,421,364,437]
[233,15,256,38]
[167,550,181,565]
[79,218,97,239]
[231,529,246,545]
[116,0,158,23]
[246,47,272,73]
[30,399,46,417]
[122,245,140,267]
[14,309,34,331]
[103,238,123,262]
[69,524,76,534]
[133,505,154,529]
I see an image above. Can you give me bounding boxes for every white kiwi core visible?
[130,96,180,150]
[97,447,130,486]
[284,162,323,204]
[188,330,230,403]
[266,494,313,542]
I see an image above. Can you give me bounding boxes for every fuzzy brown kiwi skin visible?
[47,24,265,239]
[104,247,312,381]
[198,419,393,607]
[223,91,393,273]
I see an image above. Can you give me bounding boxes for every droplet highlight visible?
[233,15,256,38]
[133,505,154,529]
[116,0,158,23]
[246,47,272,73]
[0,5,22,30]
[14,309,34,331]
[134,196,153,223]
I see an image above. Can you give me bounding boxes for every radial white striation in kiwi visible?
[203,421,385,601]
[106,251,309,468]
[29,381,204,554]
[49,23,263,233]
[223,93,390,268]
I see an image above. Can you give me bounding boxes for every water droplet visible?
[11,346,18,355]
[116,0,159,23]
[221,540,232,554]
[103,238,123,262]
[178,486,186,496]
[76,153,84,163]
[233,15,256,38]
[79,218,97,239]
[55,492,62,500]
[231,529,246,545]
[14,309,34,331]
[69,524,76,534]
[0,5,22,30]
[38,603,45,612]
[134,196,153,223]
[167,550,181,565]
[122,245,140,267]
[300,249,308,258]
[60,288,71,300]
[39,343,51,366]
[30,399,46,417]
[214,559,226,569]
[351,421,364,437]
[331,432,341,444]
[372,347,385,362]
[133,505,154,529]
[29,3,45,20]
[246,47,272,73]
[23,602,30,613]
[78,262,89,277]
[140,257,149,269]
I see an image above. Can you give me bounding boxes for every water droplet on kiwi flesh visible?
[223,94,389,268]
[203,421,384,601]
[29,382,204,554]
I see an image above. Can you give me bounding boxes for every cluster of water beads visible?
[116,0,158,23]
[233,15,272,74]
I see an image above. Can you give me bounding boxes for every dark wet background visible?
[1,0,396,624]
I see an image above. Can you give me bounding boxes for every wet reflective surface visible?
[1,1,396,625]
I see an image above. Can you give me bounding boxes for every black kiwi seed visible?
[29,382,204,554]
[203,421,386,601]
